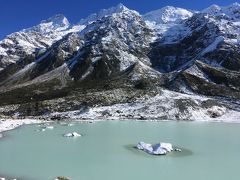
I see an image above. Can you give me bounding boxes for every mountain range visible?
[0,3,240,121]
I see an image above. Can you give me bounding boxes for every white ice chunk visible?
[137,142,173,155]
[64,132,81,137]
[46,126,54,129]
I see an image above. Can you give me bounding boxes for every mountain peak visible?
[226,2,240,12]
[100,3,131,15]
[79,3,137,25]
[115,3,128,11]
[41,14,70,27]
[202,2,240,20]
[161,5,178,10]
[143,6,193,24]
[229,2,240,7]
[202,4,221,14]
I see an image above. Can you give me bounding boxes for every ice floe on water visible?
[63,132,82,137]
[46,126,54,129]
[36,125,54,132]
[40,128,46,132]
[137,142,181,155]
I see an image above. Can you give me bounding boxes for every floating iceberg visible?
[36,127,51,132]
[136,142,174,155]
[175,148,182,152]
[46,126,54,129]
[63,132,81,137]
[39,128,46,132]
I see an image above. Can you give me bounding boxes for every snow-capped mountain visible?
[202,2,240,21]
[143,6,194,45]
[0,3,239,121]
[0,14,84,71]
[143,6,193,24]
[79,3,139,25]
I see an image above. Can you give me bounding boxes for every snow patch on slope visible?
[0,47,7,56]
[201,36,224,55]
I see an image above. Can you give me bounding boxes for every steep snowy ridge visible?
[69,5,156,81]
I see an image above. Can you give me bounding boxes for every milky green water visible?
[0,121,240,180]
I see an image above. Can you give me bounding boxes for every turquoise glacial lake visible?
[0,121,240,180]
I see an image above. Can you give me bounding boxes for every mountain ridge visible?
[0,2,239,121]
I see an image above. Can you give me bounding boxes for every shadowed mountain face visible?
[0,3,239,119]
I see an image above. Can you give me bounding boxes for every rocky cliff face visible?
[0,3,239,121]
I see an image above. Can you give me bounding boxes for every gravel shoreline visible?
[1,116,240,137]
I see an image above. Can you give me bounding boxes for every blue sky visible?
[0,0,237,40]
